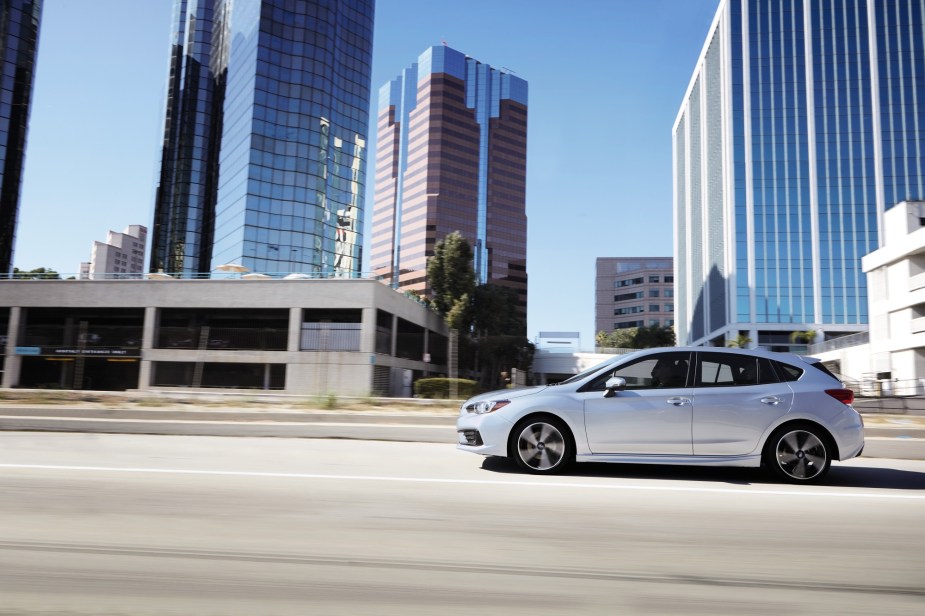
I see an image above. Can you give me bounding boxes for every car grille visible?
[460,430,482,446]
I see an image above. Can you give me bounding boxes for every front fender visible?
[503,393,588,454]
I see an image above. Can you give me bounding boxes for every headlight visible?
[474,400,510,414]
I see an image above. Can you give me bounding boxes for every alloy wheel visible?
[517,422,567,472]
[774,429,828,481]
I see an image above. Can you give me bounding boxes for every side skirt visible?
[575,453,763,468]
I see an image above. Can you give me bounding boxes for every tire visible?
[764,423,832,484]
[511,417,573,475]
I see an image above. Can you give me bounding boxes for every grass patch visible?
[131,397,170,407]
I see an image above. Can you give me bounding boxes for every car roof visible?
[631,346,817,365]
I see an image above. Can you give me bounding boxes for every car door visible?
[691,352,794,456]
[582,351,694,454]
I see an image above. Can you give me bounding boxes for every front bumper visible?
[456,410,514,457]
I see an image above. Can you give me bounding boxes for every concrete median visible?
[1,394,924,459]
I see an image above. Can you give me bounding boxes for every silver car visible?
[457,347,864,483]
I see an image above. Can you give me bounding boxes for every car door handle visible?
[760,396,782,405]
[667,397,691,406]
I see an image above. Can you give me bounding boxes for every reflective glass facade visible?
[0,0,42,275]
[674,0,924,346]
[370,46,528,312]
[151,0,374,277]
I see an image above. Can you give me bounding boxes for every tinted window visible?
[773,360,804,382]
[584,352,691,391]
[757,358,781,384]
[697,353,781,387]
[808,361,840,382]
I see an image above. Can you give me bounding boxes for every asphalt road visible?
[1,432,923,615]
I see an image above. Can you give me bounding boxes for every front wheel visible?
[764,424,832,484]
[511,417,573,475]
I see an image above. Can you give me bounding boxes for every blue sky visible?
[15,0,719,349]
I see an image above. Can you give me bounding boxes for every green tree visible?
[597,328,637,349]
[790,329,816,345]
[427,231,475,319]
[445,293,472,331]
[472,284,525,337]
[475,335,535,390]
[470,284,529,388]
[596,326,675,349]
[12,267,60,280]
[425,232,532,387]
[726,333,752,348]
[633,325,676,348]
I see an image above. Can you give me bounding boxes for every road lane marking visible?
[0,416,448,428]
[1,463,924,500]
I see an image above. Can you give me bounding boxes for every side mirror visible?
[603,376,626,398]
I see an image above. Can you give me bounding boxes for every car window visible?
[808,361,840,382]
[583,352,691,391]
[773,360,804,382]
[697,353,780,387]
[557,354,630,385]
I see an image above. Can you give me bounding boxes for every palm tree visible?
[790,330,816,345]
[726,333,752,348]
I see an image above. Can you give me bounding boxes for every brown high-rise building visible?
[595,257,675,336]
[371,46,528,319]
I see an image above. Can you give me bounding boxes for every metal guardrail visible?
[853,378,925,398]
[807,331,870,354]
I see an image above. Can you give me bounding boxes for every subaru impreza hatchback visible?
[457,347,864,483]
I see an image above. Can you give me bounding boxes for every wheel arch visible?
[507,411,578,460]
[762,418,840,461]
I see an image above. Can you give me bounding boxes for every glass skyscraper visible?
[674,0,924,349]
[0,0,42,275]
[151,0,374,277]
[370,45,528,313]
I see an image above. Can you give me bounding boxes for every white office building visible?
[812,201,925,395]
[80,225,147,279]
[674,0,924,351]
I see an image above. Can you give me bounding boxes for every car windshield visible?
[555,352,640,385]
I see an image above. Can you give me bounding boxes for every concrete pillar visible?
[423,328,430,368]
[288,307,302,352]
[2,307,23,388]
[361,307,376,354]
[390,314,398,357]
[137,306,158,390]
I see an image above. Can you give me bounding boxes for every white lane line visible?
[0,416,447,428]
[1,463,924,500]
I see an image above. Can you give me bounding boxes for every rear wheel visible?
[764,424,832,484]
[511,417,573,475]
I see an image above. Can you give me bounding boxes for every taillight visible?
[825,388,854,405]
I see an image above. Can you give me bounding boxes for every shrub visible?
[414,378,479,399]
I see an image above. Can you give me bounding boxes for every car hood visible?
[463,385,548,406]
